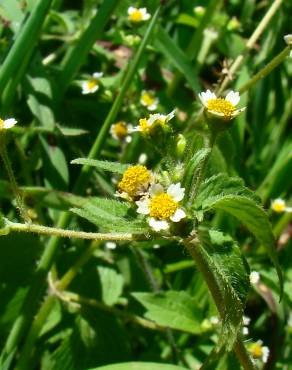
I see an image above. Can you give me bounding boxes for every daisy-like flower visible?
[250,271,260,285]
[249,340,270,363]
[131,110,175,134]
[81,72,103,95]
[117,165,152,200]
[0,117,17,130]
[136,183,186,231]
[271,198,292,213]
[127,7,150,23]
[198,89,245,120]
[284,34,292,57]
[110,121,132,142]
[140,90,159,111]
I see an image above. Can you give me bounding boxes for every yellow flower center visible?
[271,200,286,213]
[149,193,178,220]
[207,98,235,118]
[139,118,150,133]
[113,121,128,139]
[249,343,263,359]
[0,119,4,129]
[87,79,98,90]
[129,9,143,22]
[141,92,155,107]
[118,165,151,197]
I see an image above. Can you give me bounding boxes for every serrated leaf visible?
[132,291,203,334]
[89,363,188,370]
[197,229,250,350]
[206,195,283,298]
[71,158,130,174]
[71,197,149,233]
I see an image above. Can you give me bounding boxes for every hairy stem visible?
[0,136,31,223]
[184,237,257,370]
[8,221,137,241]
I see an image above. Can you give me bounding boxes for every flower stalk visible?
[0,135,31,224]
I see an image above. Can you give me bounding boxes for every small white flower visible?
[243,316,251,326]
[271,198,292,213]
[242,326,249,335]
[250,271,260,285]
[81,72,103,94]
[110,121,133,142]
[140,90,159,111]
[0,118,17,130]
[210,316,219,325]
[198,89,245,120]
[130,110,175,134]
[105,242,117,250]
[136,182,186,232]
[138,153,148,164]
[128,7,151,22]
[262,346,270,363]
[284,34,292,45]
[249,340,269,363]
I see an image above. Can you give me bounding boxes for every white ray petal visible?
[170,208,186,222]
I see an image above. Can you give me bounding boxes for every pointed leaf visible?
[71,158,129,174]
[89,363,188,370]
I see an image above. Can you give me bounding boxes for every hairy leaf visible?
[89,363,188,370]
[132,291,203,334]
[71,158,129,174]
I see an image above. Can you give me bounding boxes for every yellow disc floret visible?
[118,165,151,198]
[113,121,128,139]
[139,118,150,133]
[149,193,178,220]
[87,79,98,90]
[129,9,143,22]
[0,119,4,129]
[141,92,155,106]
[271,199,286,213]
[207,98,235,118]
[249,343,263,359]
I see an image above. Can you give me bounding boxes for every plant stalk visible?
[0,136,31,223]
[184,237,257,370]
[217,0,283,94]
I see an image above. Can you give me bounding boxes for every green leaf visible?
[155,26,200,93]
[71,158,129,174]
[97,267,124,306]
[132,291,203,334]
[197,229,250,350]
[71,198,149,233]
[206,195,283,298]
[89,363,188,370]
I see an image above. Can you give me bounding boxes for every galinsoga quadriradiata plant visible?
[0,88,285,370]
[0,4,291,369]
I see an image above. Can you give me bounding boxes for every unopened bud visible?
[176,134,186,158]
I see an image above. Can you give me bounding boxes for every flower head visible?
[136,183,186,231]
[82,72,103,94]
[271,198,292,213]
[198,89,245,120]
[131,110,175,134]
[110,121,132,142]
[140,90,159,111]
[250,271,260,285]
[127,7,150,22]
[0,118,17,130]
[117,165,152,200]
[249,341,269,363]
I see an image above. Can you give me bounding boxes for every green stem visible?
[217,0,283,94]
[1,6,161,362]
[7,221,137,241]
[238,47,290,94]
[0,136,31,223]
[188,131,217,205]
[184,237,257,370]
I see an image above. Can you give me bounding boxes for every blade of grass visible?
[1,6,161,363]
[0,0,53,96]
[57,0,120,97]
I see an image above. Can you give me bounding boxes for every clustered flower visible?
[127,7,151,23]
[81,72,103,94]
[116,165,186,232]
[140,90,159,111]
[248,340,270,364]
[131,110,175,134]
[110,121,132,142]
[271,198,292,213]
